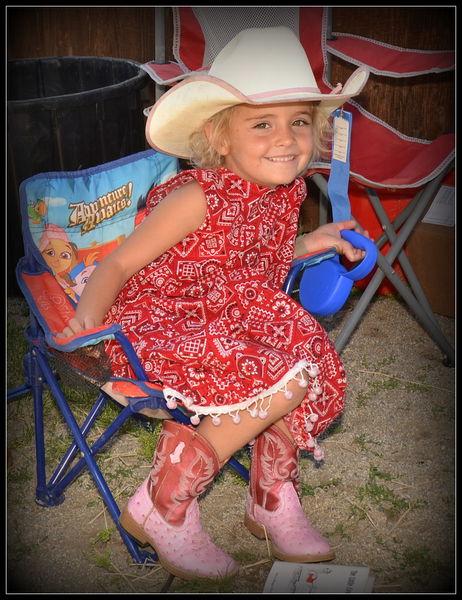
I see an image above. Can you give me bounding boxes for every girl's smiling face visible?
[217,102,314,188]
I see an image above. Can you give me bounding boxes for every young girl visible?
[59,27,369,580]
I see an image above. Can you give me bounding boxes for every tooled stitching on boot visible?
[169,441,185,464]
[150,427,174,486]
[252,426,300,510]
[163,447,218,517]
[148,424,220,526]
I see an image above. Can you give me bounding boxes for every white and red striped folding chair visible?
[145,6,455,364]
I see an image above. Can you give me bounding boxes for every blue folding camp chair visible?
[8,148,376,569]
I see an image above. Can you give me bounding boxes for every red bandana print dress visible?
[104,168,347,455]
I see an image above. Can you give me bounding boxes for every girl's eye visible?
[254,122,270,129]
[293,119,311,126]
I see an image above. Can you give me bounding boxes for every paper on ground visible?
[263,561,375,594]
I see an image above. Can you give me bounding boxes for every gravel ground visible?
[6,292,455,594]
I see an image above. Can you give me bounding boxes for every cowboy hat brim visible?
[146,67,369,159]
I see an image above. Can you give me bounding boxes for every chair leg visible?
[30,347,159,565]
[336,182,455,365]
[227,456,250,480]
[368,187,452,336]
[7,383,32,401]
[335,247,455,365]
[47,392,110,496]
[23,344,249,567]
[27,348,60,507]
[310,171,455,365]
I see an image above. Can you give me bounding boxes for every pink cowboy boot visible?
[244,424,335,563]
[119,420,239,580]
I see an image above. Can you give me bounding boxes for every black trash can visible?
[7,56,151,295]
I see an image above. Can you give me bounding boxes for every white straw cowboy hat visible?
[146,26,369,159]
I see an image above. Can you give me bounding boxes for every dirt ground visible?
[6,292,455,594]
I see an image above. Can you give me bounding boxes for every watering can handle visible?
[340,229,378,281]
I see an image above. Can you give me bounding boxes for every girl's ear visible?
[204,122,230,156]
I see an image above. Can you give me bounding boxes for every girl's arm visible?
[294,219,368,262]
[58,181,207,338]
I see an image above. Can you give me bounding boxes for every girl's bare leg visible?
[271,417,294,441]
[197,373,305,462]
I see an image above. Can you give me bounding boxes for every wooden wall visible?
[7,7,158,64]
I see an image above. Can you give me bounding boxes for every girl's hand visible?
[297,220,370,263]
[56,315,97,339]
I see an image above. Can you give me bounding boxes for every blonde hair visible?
[188,102,332,169]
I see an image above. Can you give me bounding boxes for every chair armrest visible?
[17,263,152,386]
[326,33,454,77]
[48,324,122,353]
[141,61,210,86]
[18,265,121,352]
